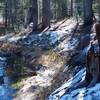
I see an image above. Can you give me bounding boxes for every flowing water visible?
[0,56,15,100]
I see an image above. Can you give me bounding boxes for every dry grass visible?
[37,50,65,69]
[0,42,22,53]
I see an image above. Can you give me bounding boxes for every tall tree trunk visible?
[61,0,67,19]
[70,0,73,16]
[83,0,93,26]
[4,0,8,29]
[26,0,38,30]
[4,0,16,30]
[97,0,100,18]
[42,0,51,29]
[32,0,38,30]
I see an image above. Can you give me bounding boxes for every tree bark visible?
[42,0,51,29]
[26,0,38,30]
[83,0,93,26]
[70,0,73,16]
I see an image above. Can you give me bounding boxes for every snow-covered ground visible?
[0,18,85,100]
[49,68,86,99]
[49,68,100,100]
[0,18,99,100]
[0,18,78,51]
[48,22,100,100]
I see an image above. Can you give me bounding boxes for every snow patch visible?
[49,68,100,100]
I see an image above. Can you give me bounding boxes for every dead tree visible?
[85,42,100,87]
